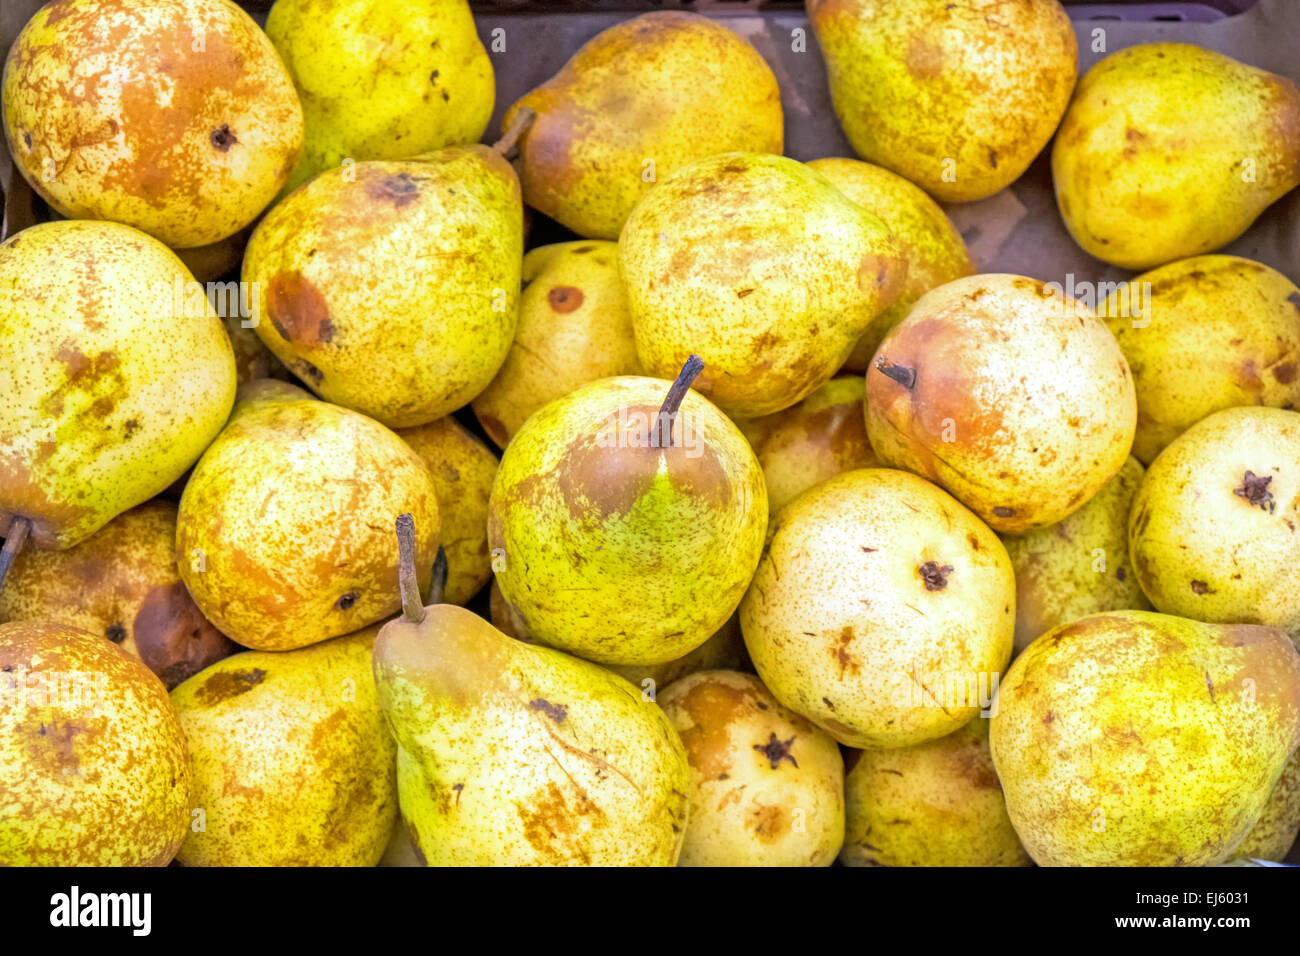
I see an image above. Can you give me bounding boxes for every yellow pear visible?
[1232,749,1300,862]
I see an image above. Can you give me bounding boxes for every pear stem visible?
[654,354,705,449]
[493,107,536,159]
[395,513,426,624]
[0,516,30,594]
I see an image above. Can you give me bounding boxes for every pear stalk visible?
[493,108,536,159]
[654,354,704,449]
[0,515,31,593]
[395,513,426,624]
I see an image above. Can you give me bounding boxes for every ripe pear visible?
[176,399,439,651]
[171,624,396,866]
[808,0,1077,202]
[2,0,303,248]
[841,718,1030,867]
[1102,256,1300,464]
[658,670,844,866]
[472,241,641,447]
[621,153,906,418]
[741,468,1015,748]
[1128,407,1300,637]
[396,416,498,606]
[1003,456,1151,653]
[374,515,690,865]
[750,376,878,519]
[0,500,237,689]
[506,11,783,240]
[866,274,1137,533]
[0,620,191,865]
[267,0,494,194]
[489,360,767,665]
[990,611,1300,866]
[243,147,523,428]
[0,220,236,564]
[1053,43,1300,270]
[806,157,975,369]
[1233,749,1300,862]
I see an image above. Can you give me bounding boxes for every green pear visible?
[1003,456,1151,653]
[866,274,1137,533]
[991,610,1300,866]
[374,515,690,865]
[488,359,767,665]
[171,624,396,866]
[741,468,1015,748]
[1232,749,1300,862]
[1102,256,1300,464]
[176,398,440,651]
[808,0,1076,202]
[505,11,783,239]
[620,152,906,418]
[243,145,523,428]
[841,718,1030,867]
[472,240,641,448]
[0,620,192,865]
[658,670,845,866]
[1053,43,1300,270]
[267,0,494,195]
[0,220,236,570]
[2,0,303,248]
[1129,406,1300,637]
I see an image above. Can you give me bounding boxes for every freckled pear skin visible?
[243,149,522,428]
[488,375,767,666]
[507,11,783,240]
[1128,407,1300,638]
[620,153,907,418]
[2,0,303,249]
[0,220,237,551]
[171,625,396,866]
[741,468,1015,749]
[1103,256,1300,465]
[0,620,192,866]
[1053,43,1300,270]
[866,274,1136,533]
[1233,749,1300,861]
[990,611,1300,866]
[375,604,689,866]
[176,399,440,651]
[808,0,1076,202]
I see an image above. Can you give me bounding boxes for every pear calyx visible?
[0,515,31,593]
[1234,470,1276,513]
[494,108,537,159]
[653,354,705,449]
[395,513,426,624]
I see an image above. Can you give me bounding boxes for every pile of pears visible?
[1,0,1299,869]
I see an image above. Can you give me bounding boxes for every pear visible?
[0,620,191,865]
[505,11,783,240]
[0,500,237,689]
[267,0,494,194]
[375,514,690,865]
[621,153,906,418]
[1053,43,1300,270]
[176,398,439,651]
[741,468,1015,748]
[171,624,396,866]
[1129,406,1300,637]
[1232,749,1300,862]
[658,670,844,866]
[228,377,314,422]
[866,274,1137,533]
[808,0,1076,202]
[990,610,1300,866]
[396,416,498,606]
[0,220,237,576]
[806,157,975,369]
[472,240,641,448]
[1003,456,1151,653]
[1102,256,1300,464]
[750,376,878,519]
[488,359,768,665]
[841,719,1030,867]
[2,0,303,248]
[242,143,523,428]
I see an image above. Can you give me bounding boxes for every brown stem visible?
[0,516,30,594]
[395,514,426,624]
[493,108,536,159]
[428,546,448,606]
[874,356,917,390]
[654,354,705,449]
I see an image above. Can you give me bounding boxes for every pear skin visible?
[1232,749,1300,862]
[990,611,1300,866]
[1053,43,1300,270]
[506,11,783,239]
[0,620,192,865]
